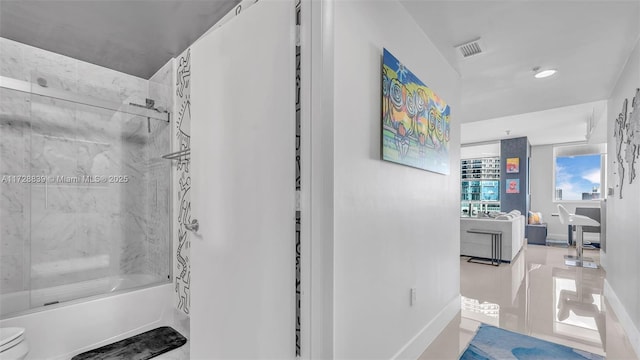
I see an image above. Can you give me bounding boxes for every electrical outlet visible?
[410,287,417,306]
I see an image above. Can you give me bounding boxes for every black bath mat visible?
[71,326,187,360]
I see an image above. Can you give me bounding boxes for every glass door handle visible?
[185,219,199,233]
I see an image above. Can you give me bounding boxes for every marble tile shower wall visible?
[0,37,171,298]
[0,87,29,294]
[147,60,173,280]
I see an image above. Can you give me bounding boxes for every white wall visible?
[332,1,461,358]
[460,143,500,159]
[530,145,601,241]
[303,0,336,357]
[603,35,640,356]
[169,0,262,321]
[189,1,295,358]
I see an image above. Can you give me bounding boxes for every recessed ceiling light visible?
[533,67,557,79]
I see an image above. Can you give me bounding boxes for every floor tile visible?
[419,244,638,360]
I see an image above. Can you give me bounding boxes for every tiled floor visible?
[419,244,639,360]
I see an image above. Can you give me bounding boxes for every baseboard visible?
[391,294,460,360]
[599,250,607,271]
[547,232,567,241]
[604,279,640,359]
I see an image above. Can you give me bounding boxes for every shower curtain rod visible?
[0,76,170,122]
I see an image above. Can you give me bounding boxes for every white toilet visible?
[0,328,28,360]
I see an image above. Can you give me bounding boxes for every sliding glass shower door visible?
[0,70,172,318]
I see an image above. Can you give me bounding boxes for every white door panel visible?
[190,1,295,358]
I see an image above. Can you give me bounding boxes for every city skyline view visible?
[555,154,602,200]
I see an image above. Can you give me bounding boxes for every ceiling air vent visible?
[455,38,485,59]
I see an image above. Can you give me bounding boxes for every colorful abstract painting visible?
[382,48,451,174]
[506,179,520,194]
[506,157,520,173]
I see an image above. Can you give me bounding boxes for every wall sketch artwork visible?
[294,0,301,355]
[382,48,451,174]
[625,88,639,184]
[175,48,191,315]
[176,51,190,98]
[614,98,627,198]
[614,88,640,199]
[506,179,520,194]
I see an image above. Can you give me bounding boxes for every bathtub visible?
[1,274,166,318]
[0,276,180,360]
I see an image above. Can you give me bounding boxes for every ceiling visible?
[0,0,638,144]
[401,0,640,145]
[0,0,241,79]
[461,99,607,146]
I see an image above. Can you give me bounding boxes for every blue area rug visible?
[460,324,604,360]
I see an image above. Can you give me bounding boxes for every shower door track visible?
[0,75,170,122]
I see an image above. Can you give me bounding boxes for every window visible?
[554,145,606,201]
